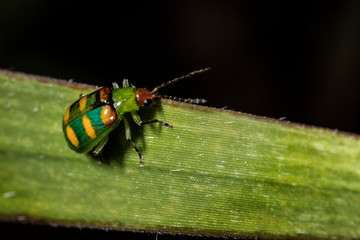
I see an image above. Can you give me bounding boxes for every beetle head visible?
[136,88,157,107]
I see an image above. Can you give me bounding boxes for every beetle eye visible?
[143,99,152,106]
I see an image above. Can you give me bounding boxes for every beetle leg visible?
[123,117,143,163]
[122,79,130,88]
[140,119,172,128]
[112,82,120,89]
[131,112,172,128]
[92,135,109,156]
[130,111,142,125]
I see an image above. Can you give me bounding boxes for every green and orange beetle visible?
[62,68,209,163]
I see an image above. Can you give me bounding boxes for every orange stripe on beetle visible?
[66,126,79,148]
[82,115,97,139]
[63,106,70,125]
[79,96,87,112]
[101,105,117,127]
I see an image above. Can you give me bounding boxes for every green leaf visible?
[0,70,359,239]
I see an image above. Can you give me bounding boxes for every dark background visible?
[1,1,360,239]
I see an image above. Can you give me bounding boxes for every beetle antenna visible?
[151,67,211,94]
[159,95,207,104]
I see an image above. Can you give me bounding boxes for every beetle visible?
[62,68,209,163]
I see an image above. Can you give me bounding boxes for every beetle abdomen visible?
[63,87,112,129]
[64,105,121,153]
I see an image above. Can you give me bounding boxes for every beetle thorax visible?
[112,87,139,114]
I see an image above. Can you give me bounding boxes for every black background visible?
[1,1,360,239]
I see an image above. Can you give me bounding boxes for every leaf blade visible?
[0,70,359,239]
